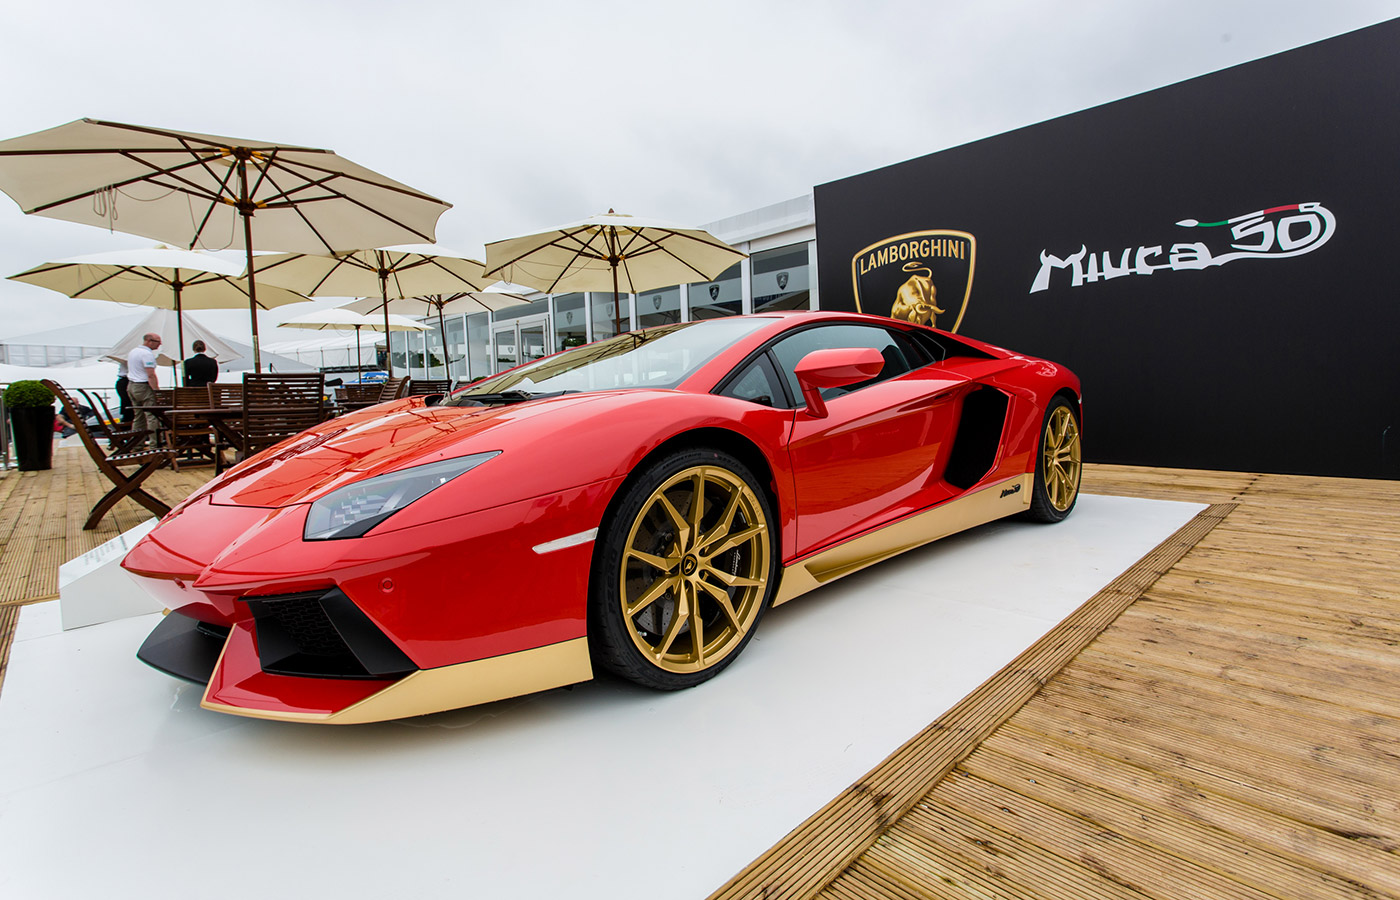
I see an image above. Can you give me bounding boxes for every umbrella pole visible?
[242,216,262,373]
[355,325,363,383]
[236,158,263,373]
[611,259,622,336]
[173,277,187,361]
[174,279,186,386]
[437,305,448,379]
[380,267,393,377]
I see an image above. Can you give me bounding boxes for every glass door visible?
[491,314,552,374]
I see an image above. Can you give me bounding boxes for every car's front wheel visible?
[1026,396,1082,522]
[590,447,776,690]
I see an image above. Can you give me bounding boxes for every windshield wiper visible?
[451,389,574,406]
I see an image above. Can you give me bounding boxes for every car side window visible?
[770,325,914,405]
[721,355,784,407]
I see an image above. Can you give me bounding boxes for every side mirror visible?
[793,347,884,418]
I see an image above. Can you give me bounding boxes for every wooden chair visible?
[377,377,410,402]
[240,372,327,458]
[166,386,218,469]
[76,388,147,454]
[335,384,380,405]
[42,380,176,530]
[407,378,451,396]
[208,383,243,408]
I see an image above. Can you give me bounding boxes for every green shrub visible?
[3,380,55,408]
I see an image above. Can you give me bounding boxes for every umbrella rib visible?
[265,154,450,205]
[24,150,225,215]
[419,255,488,291]
[254,166,340,254]
[187,148,241,249]
[82,118,333,156]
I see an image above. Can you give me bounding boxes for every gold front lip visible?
[773,475,1033,606]
[201,637,593,725]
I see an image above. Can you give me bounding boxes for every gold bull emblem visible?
[890,262,945,327]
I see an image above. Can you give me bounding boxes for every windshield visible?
[445,318,770,403]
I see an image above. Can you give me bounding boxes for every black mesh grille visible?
[257,592,347,657]
[242,588,416,680]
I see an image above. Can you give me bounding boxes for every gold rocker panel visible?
[773,475,1033,606]
[202,637,593,725]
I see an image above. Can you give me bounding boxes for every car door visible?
[773,324,970,557]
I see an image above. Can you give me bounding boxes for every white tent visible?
[102,308,242,368]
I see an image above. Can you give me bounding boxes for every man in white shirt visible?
[127,332,163,448]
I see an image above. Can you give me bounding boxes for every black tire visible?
[1025,395,1082,523]
[589,447,778,690]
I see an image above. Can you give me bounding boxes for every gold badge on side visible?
[850,230,976,332]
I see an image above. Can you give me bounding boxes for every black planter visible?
[8,405,55,471]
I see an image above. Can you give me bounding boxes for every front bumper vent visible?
[244,588,416,680]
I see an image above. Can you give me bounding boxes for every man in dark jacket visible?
[182,340,219,387]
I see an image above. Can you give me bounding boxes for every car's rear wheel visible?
[590,447,776,690]
[1026,396,1082,522]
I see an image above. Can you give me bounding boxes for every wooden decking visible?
[2,452,1398,899]
[0,445,213,684]
[715,467,1400,900]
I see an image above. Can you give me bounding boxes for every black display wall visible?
[814,20,1400,479]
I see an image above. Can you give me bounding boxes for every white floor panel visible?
[0,494,1202,899]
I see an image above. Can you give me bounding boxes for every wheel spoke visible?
[626,574,675,618]
[690,596,705,665]
[704,567,762,589]
[653,583,690,658]
[701,579,745,631]
[699,487,742,551]
[655,494,690,546]
[688,471,706,539]
[626,548,676,574]
[705,523,765,558]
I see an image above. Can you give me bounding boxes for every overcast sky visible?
[1,0,1395,342]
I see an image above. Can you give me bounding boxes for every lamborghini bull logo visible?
[890,262,945,327]
[851,230,975,332]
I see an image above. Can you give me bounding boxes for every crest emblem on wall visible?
[709,284,720,301]
[850,230,976,331]
[777,271,789,290]
[652,294,662,309]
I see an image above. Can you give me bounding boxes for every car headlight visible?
[304,451,500,540]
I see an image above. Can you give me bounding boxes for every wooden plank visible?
[708,504,1234,900]
[986,727,1400,896]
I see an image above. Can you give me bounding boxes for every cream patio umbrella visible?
[8,246,307,360]
[344,291,529,378]
[482,211,747,335]
[0,119,452,371]
[281,307,426,383]
[251,247,492,376]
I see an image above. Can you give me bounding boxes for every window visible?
[553,293,587,351]
[751,243,810,313]
[590,291,631,339]
[769,324,915,405]
[688,263,741,319]
[721,356,784,407]
[450,318,770,399]
[638,285,681,328]
[466,312,490,381]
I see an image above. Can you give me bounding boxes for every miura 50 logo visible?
[851,230,975,332]
[1029,202,1336,294]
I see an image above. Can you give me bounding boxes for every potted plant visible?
[4,379,56,471]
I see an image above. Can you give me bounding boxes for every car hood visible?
[204,394,607,509]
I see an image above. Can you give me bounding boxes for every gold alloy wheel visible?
[1042,404,1082,511]
[619,465,771,674]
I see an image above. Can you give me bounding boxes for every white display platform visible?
[0,495,1201,900]
[57,518,160,630]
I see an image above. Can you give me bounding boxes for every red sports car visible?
[125,311,1082,723]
